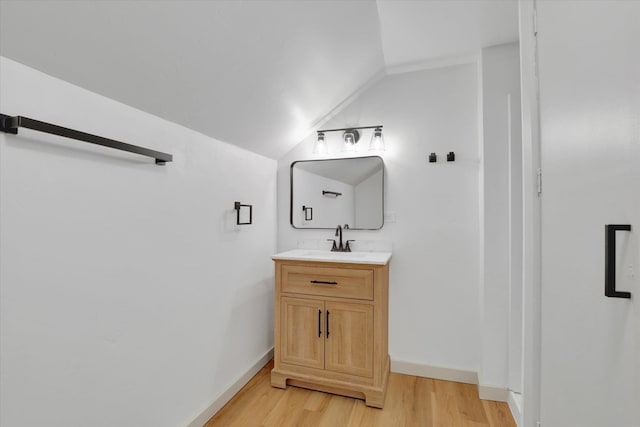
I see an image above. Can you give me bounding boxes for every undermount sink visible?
[272,249,392,265]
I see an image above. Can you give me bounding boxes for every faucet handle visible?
[345,240,355,252]
[327,239,338,252]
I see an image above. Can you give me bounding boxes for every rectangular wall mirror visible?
[290,156,384,229]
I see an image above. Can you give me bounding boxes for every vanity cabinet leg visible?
[364,390,385,409]
[364,356,390,408]
[270,371,288,389]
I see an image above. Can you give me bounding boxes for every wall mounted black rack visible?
[234,201,253,225]
[0,113,173,165]
[322,190,342,197]
[302,205,313,221]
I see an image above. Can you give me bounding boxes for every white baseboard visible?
[391,359,478,384]
[184,348,274,427]
[508,390,523,426]
[391,359,509,403]
[478,385,510,402]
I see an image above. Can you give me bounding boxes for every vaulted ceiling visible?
[0,0,518,159]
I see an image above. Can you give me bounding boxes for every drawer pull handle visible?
[318,309,322,337]
[310,280,338,285]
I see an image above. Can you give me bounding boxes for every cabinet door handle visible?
[605,224,632,298]
[318,309,322,337]
[310,280,338,285]
[326,310,330,338]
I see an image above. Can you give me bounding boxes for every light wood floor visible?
[204,360,516,427]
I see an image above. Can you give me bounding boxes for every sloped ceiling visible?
[0,1,518,159]
[0,0,385,159]
[377,0,518,68]
[297,157,382,186]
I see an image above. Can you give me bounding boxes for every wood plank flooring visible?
[204,360,516,427]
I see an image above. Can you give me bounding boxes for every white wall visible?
[278,64,483,373]
[480,42,522,393]
[0,57,277,427]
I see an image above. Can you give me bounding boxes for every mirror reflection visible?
[290,156,384,229]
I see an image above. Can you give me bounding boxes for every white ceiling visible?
[377,0,519,68]
[296,157,383,186]
[0,1,518,159]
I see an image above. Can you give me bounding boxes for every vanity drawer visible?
[281,264,373,300]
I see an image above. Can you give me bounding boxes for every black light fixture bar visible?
[0,114,173,165]
[317,125,383,133]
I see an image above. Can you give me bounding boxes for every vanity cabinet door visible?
[324,301,374,378]
[280,297,325,370]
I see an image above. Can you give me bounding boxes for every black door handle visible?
[318,309,322,337]
[326,310,330,338]
[605,224,632,298]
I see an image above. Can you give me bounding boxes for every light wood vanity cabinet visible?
[271,259,390,408]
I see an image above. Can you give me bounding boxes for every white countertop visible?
[272,249,392,265]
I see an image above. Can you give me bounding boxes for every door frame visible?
[518,0,542,426]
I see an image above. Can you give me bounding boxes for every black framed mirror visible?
[290,156,384,230]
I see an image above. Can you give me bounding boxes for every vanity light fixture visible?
[343,129,360,152]
[313,131,328,154]
[314,125,385,154]
[369,127,385,151]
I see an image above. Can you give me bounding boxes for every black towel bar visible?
[1,113,173,165]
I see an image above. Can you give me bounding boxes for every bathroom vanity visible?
[270,249,391,408]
